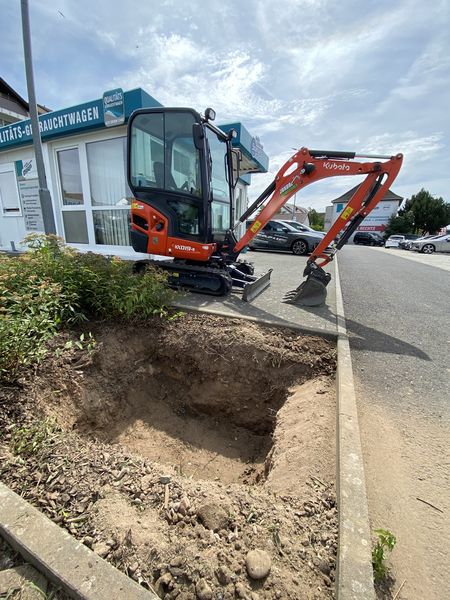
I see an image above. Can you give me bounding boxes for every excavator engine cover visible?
[283,264,331,307]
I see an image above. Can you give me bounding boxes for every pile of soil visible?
[0,313,337,599]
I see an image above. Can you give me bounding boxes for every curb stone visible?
[335,257,375,599]
[0,483,158,600]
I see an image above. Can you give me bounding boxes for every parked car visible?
[280,220,325,236]
[248,219,328,255]
[385,235,407,248]
[353,231,385,246]
[398,234,420,249]
[411,234,450,254]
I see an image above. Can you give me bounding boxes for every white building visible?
[0,86,268,256]
[324,186,403,237]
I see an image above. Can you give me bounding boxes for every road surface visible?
[338,245,450,600]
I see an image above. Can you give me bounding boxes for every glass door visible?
[57,147,89,244]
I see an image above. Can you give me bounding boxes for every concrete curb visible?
[334,258,375,599]
[0,483,158,600]
[172,302,338,341]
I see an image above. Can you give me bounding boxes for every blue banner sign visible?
[0,99,103,150]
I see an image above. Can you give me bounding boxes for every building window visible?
[86,137,132,246]
[62,211,89,244]
[57,148,84,205]
[0,169,21,215]
[93,209,130,246]
[86,137,132,207]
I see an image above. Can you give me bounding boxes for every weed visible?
[372,528,397,582]
[10,419,60,458]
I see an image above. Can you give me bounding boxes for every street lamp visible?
[20,0,56,234]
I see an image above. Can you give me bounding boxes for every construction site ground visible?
[0,307,338,600]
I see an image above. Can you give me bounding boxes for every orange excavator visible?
[127,107,403,305]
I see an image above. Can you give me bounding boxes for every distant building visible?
[324,186,403,236]
[272,202,310,225]
[0,78,50,127]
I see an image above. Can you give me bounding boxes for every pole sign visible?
[103,88,125,127]
[15,158,44,232]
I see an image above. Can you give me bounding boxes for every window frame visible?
[53,133,132,249]
[0,163,22,218]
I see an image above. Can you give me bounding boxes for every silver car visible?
[412,234,450,254]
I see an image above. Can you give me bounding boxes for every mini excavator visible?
[127,107,403,306]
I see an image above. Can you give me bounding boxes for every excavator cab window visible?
[129,111,202,199]
[206,128,232,234]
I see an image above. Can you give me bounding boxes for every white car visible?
[411,234,450,254]
[385,235,406,248]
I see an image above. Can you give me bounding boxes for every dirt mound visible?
[0,313,337,599]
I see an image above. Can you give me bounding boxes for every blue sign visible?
[103,88,124,127]
[0,99,103,150]
[0,88,162,151]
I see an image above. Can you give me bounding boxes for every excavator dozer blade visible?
[282,265,331,307]
[242,269,273,302]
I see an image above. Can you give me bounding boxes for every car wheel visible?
[292,239,308,255]
[370,241,375,246]
[421,244,435,254]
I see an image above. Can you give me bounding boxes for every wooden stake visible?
[393,579,406,600]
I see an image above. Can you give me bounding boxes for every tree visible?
[407,189,450,234]
[384,212,415,238]
[308,208,324,231]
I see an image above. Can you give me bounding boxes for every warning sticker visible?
[250,220,262,233]
[341,206,354,220]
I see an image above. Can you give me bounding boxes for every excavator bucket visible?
[283,264,331,307]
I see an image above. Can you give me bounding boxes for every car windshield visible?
[389,236,403,240]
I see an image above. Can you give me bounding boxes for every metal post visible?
[20,0,56,234]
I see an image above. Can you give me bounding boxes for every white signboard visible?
[15,159,45,232]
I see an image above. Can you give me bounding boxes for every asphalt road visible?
[338,246,450,600]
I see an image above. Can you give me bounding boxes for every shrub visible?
[0,235,174,380]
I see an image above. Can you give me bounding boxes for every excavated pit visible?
[63,315,336,485]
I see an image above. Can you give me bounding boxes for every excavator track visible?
[134,260,233,296]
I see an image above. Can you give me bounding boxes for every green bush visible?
[0,235,174,380]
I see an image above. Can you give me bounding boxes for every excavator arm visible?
[231,147,403,305]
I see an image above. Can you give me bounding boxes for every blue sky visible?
[2,0,449,209]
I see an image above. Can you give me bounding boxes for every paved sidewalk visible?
[173,250,338,338]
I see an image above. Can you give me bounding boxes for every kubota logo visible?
[323,162,350,171]
[174,244,195,252]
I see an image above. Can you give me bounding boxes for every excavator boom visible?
[230,147,403,305]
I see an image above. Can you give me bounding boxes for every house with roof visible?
[324,186,403,235]
[0,78,50,127]
[272,202,310,225]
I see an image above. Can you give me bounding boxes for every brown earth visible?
[0,313,337,599]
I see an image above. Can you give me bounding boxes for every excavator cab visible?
[127,107,237,255]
